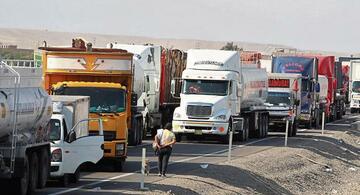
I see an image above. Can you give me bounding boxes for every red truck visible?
[300,55,346,121]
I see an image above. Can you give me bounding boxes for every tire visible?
[13,155,29,195]
[175,134,182,142]
[128,129,137,146]
[28,152,39,194]
[70,167,81,183]
[350,108,356,114]
[220,121,231,144]
[38,148,49,189]
[137,118,143,145]
[113,159,124,172]
[61,174,70,187]
[239,117,248,142]
[264,114,268,137]
[248,113,256,138]
[221,133,229,144]
[292,120,298,137]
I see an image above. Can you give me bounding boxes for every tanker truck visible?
[172,49,269,143]
[107,43,162,137]
[108,43,187,137]
[0,62,52,195]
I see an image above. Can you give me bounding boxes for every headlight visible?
[215,115,227,121]
[173,112,181,119]
[51,148,62,162]
[115,143,125,156]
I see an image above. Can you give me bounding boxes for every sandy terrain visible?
[0,28,355,57]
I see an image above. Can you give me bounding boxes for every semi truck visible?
[265,73,302,136]
[40,38,135,171]
[172,49,269,143]
[108,43,187,137]
[349,60,360,113]
[305,55,346,121]
[272,56,321,128]
[338,57,360,104]
[49,95,104,186]
[0,62,52,195]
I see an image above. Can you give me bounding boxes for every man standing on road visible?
[155,123,176,177]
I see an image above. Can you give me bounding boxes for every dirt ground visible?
[122,124,360,195]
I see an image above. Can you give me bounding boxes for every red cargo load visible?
[240,51,261,68]
[342,65,350,95]
[159,48,187,106]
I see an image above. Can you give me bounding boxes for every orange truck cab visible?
[40,39,142,170]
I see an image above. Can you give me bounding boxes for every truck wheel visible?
[128,124,138,146]
[175,134,182,142]
[113,160,124,172]
[350,108,356,114]
[38,148,49,189]
[292,121,298,136]
[221,122,230,144]
[70,167,81,183]
[13,155,29,195]
[28,152,39,193]
[248,113,256,138]
[258,114,264,138]
[61,174,70,187]
[240,117,249,142]
[137,118,143,145]
[263,114,268,137]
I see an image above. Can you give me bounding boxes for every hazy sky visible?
[0,0,359,52]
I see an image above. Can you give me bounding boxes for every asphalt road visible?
[35,113,360,195]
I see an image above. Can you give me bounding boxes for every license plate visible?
[194,130,202,135]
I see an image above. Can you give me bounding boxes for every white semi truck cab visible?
[349,60,360,113]
[172,49,268,143]
[49,95,104,186]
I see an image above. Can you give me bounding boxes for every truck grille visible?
[186,105,212,117]
[89,130,116,141]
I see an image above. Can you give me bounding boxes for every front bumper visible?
[50,162,63,177]
[103,141,127,158]
[298,113,311,122]
[350,101,360,108]
[172,120,229,135]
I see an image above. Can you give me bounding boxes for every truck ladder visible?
[0,61,21,173]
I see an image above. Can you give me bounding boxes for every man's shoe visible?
[158,173,162,177]
[161,174,166,177]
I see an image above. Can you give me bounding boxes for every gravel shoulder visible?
[122,122,360,195]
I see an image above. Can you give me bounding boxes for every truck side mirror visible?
[315,83,320,93]
[170,80,176,95]
[237,84,243,97]
[66,131,76,143]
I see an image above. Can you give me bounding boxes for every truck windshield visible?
[183,80,229,96]
[353,81,360,93]
[267,92,291,106]
[49,119,61,141]
[55,87,126,113]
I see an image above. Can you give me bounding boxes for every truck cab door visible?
[61,120,104,174]
[229,81,239,114]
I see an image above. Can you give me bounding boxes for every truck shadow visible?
[255,134,360,168]
[44,163,293,195]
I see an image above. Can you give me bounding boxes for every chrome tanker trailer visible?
[0,61,52,195]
